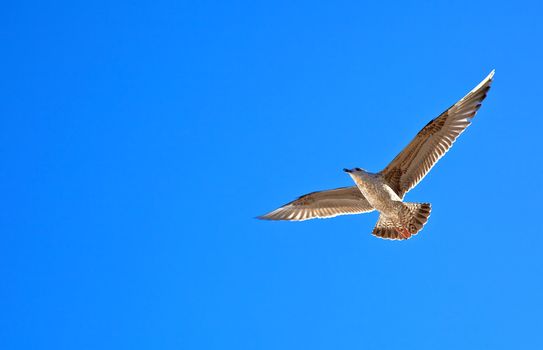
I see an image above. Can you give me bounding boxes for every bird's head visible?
[343,167,365,174]
[343,167,370,180]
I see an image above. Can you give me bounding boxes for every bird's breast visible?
[353,177,401,214]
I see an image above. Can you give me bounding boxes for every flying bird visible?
[258,70,495,240]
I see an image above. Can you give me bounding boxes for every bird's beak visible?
[343,168,352,173]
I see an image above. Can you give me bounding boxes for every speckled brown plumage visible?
[259,71,494,240]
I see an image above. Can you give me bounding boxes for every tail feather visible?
[372,203,431,240]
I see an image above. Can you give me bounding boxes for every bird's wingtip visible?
[481,69,495,84]
[488,69,495,79]
[467,69,495,95]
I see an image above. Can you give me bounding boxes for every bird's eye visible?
[355,168,362,171]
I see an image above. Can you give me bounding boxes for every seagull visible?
[258,70,494,240]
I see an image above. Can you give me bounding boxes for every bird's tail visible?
[372,203,431,240]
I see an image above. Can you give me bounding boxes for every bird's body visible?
[259,70,494,240]
[344,168,431,239]
[348,170,401,214]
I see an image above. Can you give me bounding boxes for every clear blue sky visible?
[2,1,542,349]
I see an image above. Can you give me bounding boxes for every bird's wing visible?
[380,70,494,198]
[258,186,374,221]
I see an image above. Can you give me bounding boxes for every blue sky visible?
[2,1,542,349]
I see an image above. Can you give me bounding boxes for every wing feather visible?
[381,70,494,198]
[258,186,374,221]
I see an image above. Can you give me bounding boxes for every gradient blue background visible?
[2,1,542,349]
